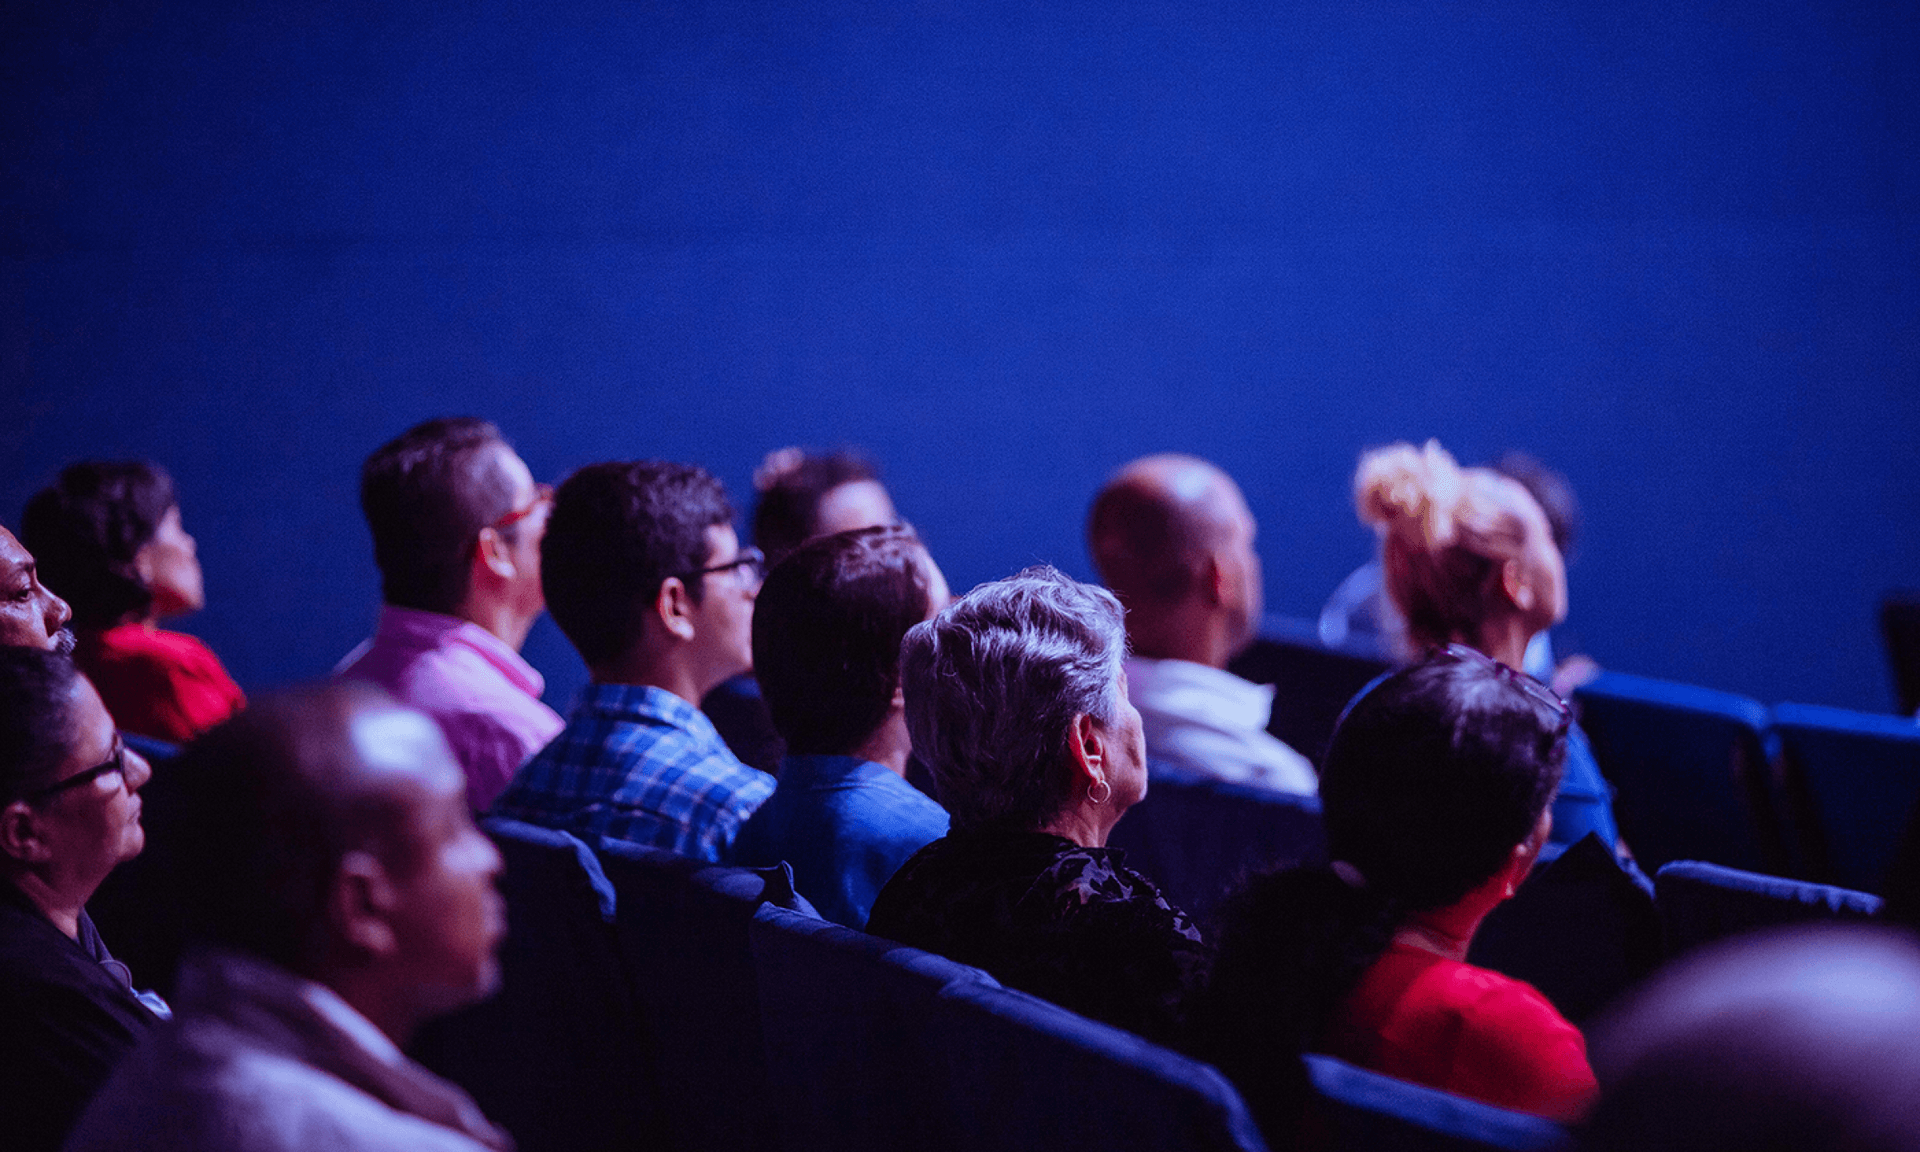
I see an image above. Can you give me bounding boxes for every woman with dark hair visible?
[21,462,243,743]
[0,648,165,1152]
[1190,647,1596,1139]
[865,566,1208,1045]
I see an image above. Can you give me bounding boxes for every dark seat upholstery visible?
[1227,614,1391,769]
[410,818,655,1152]
[1304,1056,1570,1151]
[1107,762,1326,925]
[1772,702,1920,891]
[1653,858,1884,958]
[1881,591,1920,717]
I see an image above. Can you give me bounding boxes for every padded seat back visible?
[1228,614,1392,768]
[597,841,796,1152]
[924,980,1271,1152]
[1772,702,1920,891]
[1881,592,1920,716]
[749,904,997,1152]
[410,818,654,1152]
[1654,859,1884,958]
[1572,671,1785,875]
[1108,763,1326,924]
[1304,1056,1570,1151]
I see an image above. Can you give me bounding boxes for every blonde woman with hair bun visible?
[1352,440,1620,852]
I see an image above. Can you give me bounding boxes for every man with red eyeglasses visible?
[336,418,563,812]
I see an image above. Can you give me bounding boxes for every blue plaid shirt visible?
[490,683,775,861]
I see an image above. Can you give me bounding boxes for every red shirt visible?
[76,623,246,743]
[1322,940,1597,1121]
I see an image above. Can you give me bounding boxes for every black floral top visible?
[865,830,1210,1045]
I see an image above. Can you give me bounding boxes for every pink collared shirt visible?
[335,606,564,812]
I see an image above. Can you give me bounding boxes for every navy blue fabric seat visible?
[1772,702,1920,891]
[1227,614,1392,769]
[1468,833,1661,1025]
[596,840,805,1152]
[1571,671,1787,876]
[410,818,655,1152]
[1304,1056,1570,1151]
[1654,858,1884,958]
[924,979,1271,1152]
[1107,762,1326,925]
[749,902,997,1152]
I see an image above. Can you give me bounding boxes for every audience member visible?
[491,461,775,860]
[1087,454,1316,794]
[731,525,952,927]
[0,649,164,1152]
[1323,450,1595,692]
[751,446,898,568]
[1190,647,1594,1139]
[1583,925,1920,1152]
[1352,439,1619,851]
[64,682,510,1152]
[22,461,244,741]
[0,525,75,652]
[704,447,901,774]
[866,566,1208,1045]
[336,418,564,812]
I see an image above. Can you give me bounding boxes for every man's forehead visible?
[0,526,29,574]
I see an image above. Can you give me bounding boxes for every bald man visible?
[66,683,511,1152]
[1087,455,1315,795]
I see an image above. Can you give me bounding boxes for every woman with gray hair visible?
[865,566,1208,1044]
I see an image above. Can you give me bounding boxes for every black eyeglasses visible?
[22,737,131,803]
[680,547,765,586]
[1432,643,1573,736]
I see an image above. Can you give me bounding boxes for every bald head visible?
[1088,456,1262,664]
[166,682,465,970]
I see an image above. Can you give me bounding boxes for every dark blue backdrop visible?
[5,1,1916,713]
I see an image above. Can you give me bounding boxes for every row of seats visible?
[425,818,1571,1152]
[1230,617,1920,890]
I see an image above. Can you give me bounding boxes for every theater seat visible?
[1654,859,1884,958]
[1107,762,1327,923]
[1303,1055,1570,1151]
[924,980,1272,1152]
[1571,671,1787,876]
[410,818,656,1152]
[749,903,999,1152]
[1227,614,1391,768]
[596,841,807,1152]
[1772,702,1920,891]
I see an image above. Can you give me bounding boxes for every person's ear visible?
[1501,557,1535,613]
[886,683,906,714]
[1499,808,1554,898]
[472,527,519,584]
[653,577,697,642]
[132,540,159,590]
[0,801,49,865]
[329,850,400,960]
[1201,553,1228,608]
[1066,711,1108,791]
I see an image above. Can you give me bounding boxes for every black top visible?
[866,830,1210,1044]
[0,881,159,1152]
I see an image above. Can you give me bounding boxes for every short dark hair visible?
[0,648,81,802]
[162,682,420,970]
[541,461,734,667]
[753,525,932,756]
[752,449,880,566]
[21,461,177,628]
[359,418,519,615]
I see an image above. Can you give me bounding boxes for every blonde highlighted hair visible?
[1354,440,1531,652]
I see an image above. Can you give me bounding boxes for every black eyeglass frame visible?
[679,546,766,586]
[19,736,131,804]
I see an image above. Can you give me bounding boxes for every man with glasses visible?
[490,461,774,861]
[0,648,165,1152]
[336,418,564,812]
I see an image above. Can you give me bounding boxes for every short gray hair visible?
[901,565,1128,833]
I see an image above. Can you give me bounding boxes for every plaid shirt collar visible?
[573,681,723,743]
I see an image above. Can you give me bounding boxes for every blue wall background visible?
[5,1,1916,714]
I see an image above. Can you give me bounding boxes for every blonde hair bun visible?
[1355,439,1466,549]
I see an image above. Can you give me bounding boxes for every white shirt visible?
[1124,656,1319,796]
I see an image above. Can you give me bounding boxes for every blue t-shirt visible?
[731,754,950,929]
[1551,724,1619,850]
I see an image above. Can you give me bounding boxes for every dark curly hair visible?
[1188,648,1569,1144]
[541,461,734,667]
[21,461,178,629]
[359,418,521,616]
